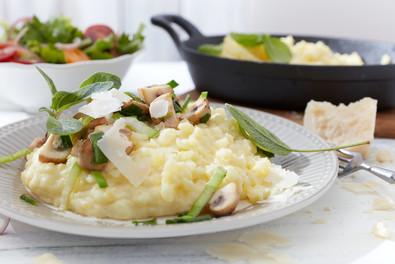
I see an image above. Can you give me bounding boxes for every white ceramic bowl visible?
[0,52,141,113]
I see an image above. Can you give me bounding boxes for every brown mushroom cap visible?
[77,139,107,171]
[208,182,240,216]
[38,134,71,164]
[28,137,46,151]
[184,97,211,125]
[137,84,173,105]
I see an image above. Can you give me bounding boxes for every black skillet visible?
[151,14,395,110]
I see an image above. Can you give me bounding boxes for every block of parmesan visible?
[303,97,377,158]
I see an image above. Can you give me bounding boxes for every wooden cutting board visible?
[181,90,395,138]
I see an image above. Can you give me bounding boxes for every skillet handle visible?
[151,14,204,50]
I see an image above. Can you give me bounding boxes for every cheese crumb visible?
[313,218,328,224]
[372,196,395,211]
[341,182,377,194]
[376,150,394,163]
[238,230,294,249]
[33,253,63,264]
[206,242,256,262]
[381,54,392,65]
[372,221,392,239]
[323,206,335,211]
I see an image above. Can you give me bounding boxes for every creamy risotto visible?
[22,107,297,220]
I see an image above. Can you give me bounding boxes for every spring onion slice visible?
[0,148,31,164]
[166,167,227,224]
[89,132,108,165]
[132,218,157,226]
[59,162,82,210]
[20,194,37,205]
[180,94,191,113]
[91,170,108,188]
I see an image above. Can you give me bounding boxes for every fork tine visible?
[339,163,346,169]
[338,156,351,162]
[336,148,355,157]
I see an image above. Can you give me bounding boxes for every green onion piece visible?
[167,80,179,89]
[0,148,31,164]
[199,113,211,123]
[60,135,73,149]
[124,117,159,138]
[125,92,147,105]
[112,113,124,120]
[200,91,208,98]
[132,218,157,226]
[89,132,108,165]
[59,162,82,210]
[166,215,211,224]
[173,98,182,113]
[91,170,108,188]
[165,167,227,224]
[198,44,223,56]
[20,194,37,205]
[180,94,191,113]
[120,104,143,116]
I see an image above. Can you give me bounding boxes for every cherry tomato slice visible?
[0,46,17,62]
[84,25,114,43]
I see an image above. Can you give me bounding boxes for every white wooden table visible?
[1,62,395,264]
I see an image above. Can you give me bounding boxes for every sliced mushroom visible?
[183,97,211,125]
[119,128,135,154]
[149,92,179,128]
[93,124,113,134]
[137,84,173,105]
[28,137,46,151]
[122,99,149,115]
[208,182,240,216]
[38,134,71,164]
[77,139,107,171]
[86,117,113,136]
[71,139,84,157]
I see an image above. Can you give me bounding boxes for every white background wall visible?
[1,0,394,61]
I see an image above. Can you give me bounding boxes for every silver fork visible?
[337,148,395,183]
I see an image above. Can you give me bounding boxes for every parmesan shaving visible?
[97,118,151,187]
[372,196,395,211]
[79,89,130,118]
[247,249,299,264]
[206,242,256,262]
[372,221,392,239]
[238,230,294,249]
[33,253,63,264]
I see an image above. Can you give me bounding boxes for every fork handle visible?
[361,163,395,183]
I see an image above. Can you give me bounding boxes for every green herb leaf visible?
[262,34,292,63]
[51,81,114,112]
[120,104,143,116]
[0,148,31,164]
[46,116,84,136]
[20,194,37,205]
[198,44,223,56]
[36,66,57,96]
[230,33,263,46]
[132,218,157,226]
[89,132,108,165]
[83,34,115,60]
[38,107,55,117]
[80,72,121,89]
[91,170,108,188]
[116,24,145,55]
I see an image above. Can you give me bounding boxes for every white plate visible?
[0,106,338,238]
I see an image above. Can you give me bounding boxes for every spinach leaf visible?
[83,34,114,60]
[116,24,145,55]
[80,72,121,89]
[46,116,84,135]
[262,34,292,63]
[198,44,223,56]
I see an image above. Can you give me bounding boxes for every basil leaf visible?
[198,44,223,56]
[80,72,121,89]
[51,81,114,112]
[262,34,291,63]
[230,33,263,46]
[46,116,84,135]
[36,66,57,95]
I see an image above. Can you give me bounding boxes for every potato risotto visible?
[17,72,298,221]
